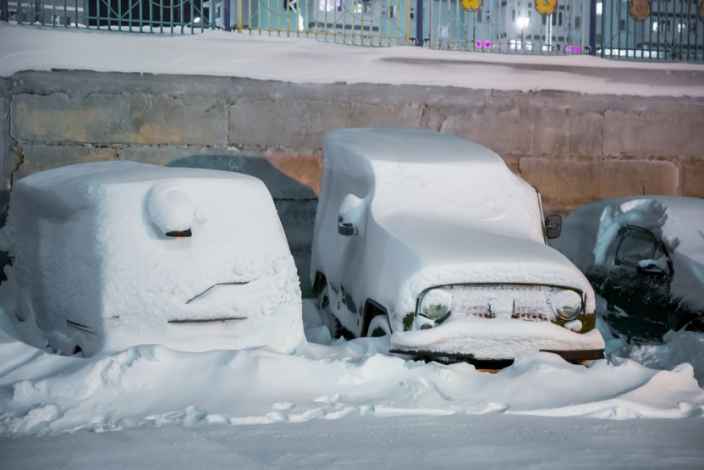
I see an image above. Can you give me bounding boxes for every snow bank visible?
[0,301,701,437]
[2,161,303,356]
[621,331,704,387]
[2,24,704,96]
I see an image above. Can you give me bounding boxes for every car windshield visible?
[371,161,544,242]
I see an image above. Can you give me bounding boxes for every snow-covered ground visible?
[1,301,703,435]
[4,414,704,470]
[1,300,703,467]
[2,23,704,96]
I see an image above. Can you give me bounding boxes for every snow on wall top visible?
[3,24,704,97]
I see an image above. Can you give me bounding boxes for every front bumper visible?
[390,347,604,368]
[389,318,605,367]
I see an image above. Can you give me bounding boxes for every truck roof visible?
[324,128,504,165]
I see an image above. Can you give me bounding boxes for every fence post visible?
[415,0,423,45]
[0,0,8,21]
[224,0,232,30]
[589,0,597,55]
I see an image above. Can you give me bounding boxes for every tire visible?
[366,314,392,338]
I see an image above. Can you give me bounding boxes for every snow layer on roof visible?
[3,24,704,96]
[325,129,504,164]
[3,161,303,356]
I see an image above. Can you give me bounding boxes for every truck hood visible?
[375,215,596,316]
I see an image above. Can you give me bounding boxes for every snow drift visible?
[0,302,702,437]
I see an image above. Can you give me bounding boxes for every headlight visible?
[551,289,583,322]
[419,288,453,323]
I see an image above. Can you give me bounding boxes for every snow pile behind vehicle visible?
[0,161,303,356]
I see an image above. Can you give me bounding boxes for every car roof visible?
[324,128,504,165]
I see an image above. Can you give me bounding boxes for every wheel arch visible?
[361,299,390,336]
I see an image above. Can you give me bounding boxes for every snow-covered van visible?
[552,197,704,341]
[310,129,604,366]
[2,161,303,356]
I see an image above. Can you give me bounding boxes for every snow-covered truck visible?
[311,129,604,367]
[552,196,704,341]
[1,161,303,356]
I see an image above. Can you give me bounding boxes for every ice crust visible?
[2,161,304,356]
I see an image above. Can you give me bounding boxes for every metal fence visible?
[597,0,704,62]
[2,0,703,62]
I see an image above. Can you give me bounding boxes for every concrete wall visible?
[4,70,704,289]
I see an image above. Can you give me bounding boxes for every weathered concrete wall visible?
[5,70,704,289]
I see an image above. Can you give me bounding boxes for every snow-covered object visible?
[552,197,704,315]
[310,129,603,360]
[2,161,303,356]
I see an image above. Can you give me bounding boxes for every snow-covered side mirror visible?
[337,194,366,237]
[545,214,562,240]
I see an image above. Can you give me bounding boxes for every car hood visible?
[374,214,596,317]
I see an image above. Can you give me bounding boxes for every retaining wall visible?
[3,70,704,289]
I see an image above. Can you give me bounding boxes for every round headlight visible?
[420,289,453,322]
[551,289,582,322]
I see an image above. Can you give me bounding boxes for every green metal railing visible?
[1,0,702,63]
[597,0,704,62]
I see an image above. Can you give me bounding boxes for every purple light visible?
[475,40,483,49]
[566,45,582,54]
[475,40,493,49]
[483,40,493,49]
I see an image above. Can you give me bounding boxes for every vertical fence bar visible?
[671,0,675,60]
[129,0,133,31]
[248,0,251,33]
[625,1,630,58]
[600,0,605,56]
[189,0,193,32]
[656,0,660,59]
[686,0,691,61]
[179,0,183,32]
[170,0,173,33]
[648,0,653,59]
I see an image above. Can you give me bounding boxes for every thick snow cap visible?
[4,161,303,356]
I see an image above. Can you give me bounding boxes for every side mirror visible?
[636,259,671,277]
[337,216,358,237]
[545,214,562,240]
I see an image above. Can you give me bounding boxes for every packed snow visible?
[1,161,303,356]
[2,24,704,96]
[0,300,703,438]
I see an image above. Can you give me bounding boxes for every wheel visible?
[366,314,392,337]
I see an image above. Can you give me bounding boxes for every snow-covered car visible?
[1,161,303,357]
[552,197,704,341]
[310,129,605,366]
